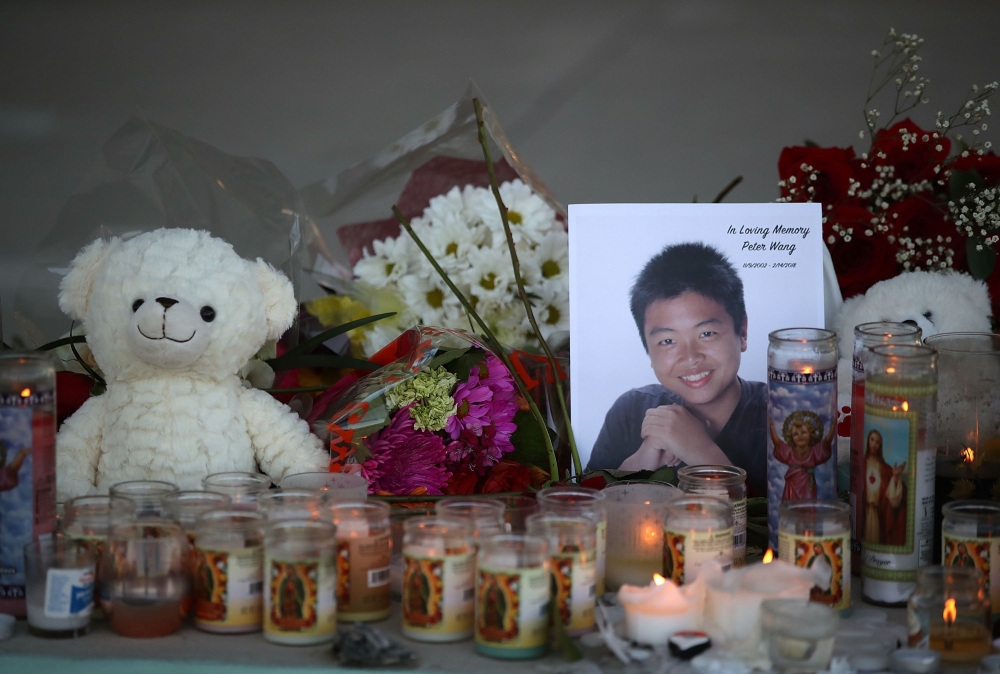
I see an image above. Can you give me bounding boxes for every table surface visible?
[0,577,985,674]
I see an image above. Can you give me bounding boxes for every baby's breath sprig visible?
[863,28,929,139]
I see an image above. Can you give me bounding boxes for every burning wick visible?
[762,549,774,564]
[19,388,30,397]
[943,597,957,649]
[902,401,909,412]
[962,447,975,464]
[652,573,666,586]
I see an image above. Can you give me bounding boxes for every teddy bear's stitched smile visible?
[137,324,196,343]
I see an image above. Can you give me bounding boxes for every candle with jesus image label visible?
[766,328,839,552]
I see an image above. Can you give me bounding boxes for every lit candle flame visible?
[763,549,774,564]
[652,574,666,586]
[962,447,976,464]
[902,401,909,412]
[886,367,896,374]
[943,598,956,625]
[19,388,30,397]
[802,367,814,374]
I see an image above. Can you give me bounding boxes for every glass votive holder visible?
[678,465,748,567]
[761,598,838,673]
[109,480,180,518]
[492,495,538,533]
[435,498,506,543]
[475,534,551,660]
[603,480,683,591]
[663,496,734,584]
[280,471,369,501]
[907,565,992,664]
[104,520,190,637]
[193,510,264,633]
[777,500,850,611]
[263,518,338,645]
[526,512,597,635]
[257,489,326,522]
[61,495,136,615]
[202,472,271,510]
[536,485,607,596]
[942,501,1000,620]
[327,501,392,622]
[401,516,475,642]
[163,491,232,542]
[23,537,97,638]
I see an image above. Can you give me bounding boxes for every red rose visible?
[56,371,94,427]
[778,145,860,207]
[481,460,547,494]
[871,118,950,184]
[826,205,899,299]
[952,151,1000,187]
[443,468,479,495]
[580,475,608,490]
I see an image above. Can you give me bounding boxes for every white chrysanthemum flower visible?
[528,229,569,284]
[480,301,531,351]
[352,235,412,288]
[398,273,463,327]
[531,283,569,340]
[411,212,484,275]
[421,186,470,225]
[462,245,514,305]
[469,180,559,246]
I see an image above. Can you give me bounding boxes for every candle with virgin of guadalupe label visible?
[767,329,839,552]
[526,513,597,636]
[194,510,264,633]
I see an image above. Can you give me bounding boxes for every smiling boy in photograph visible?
[586,242,766,495]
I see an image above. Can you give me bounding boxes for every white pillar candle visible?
[618,575,698,646]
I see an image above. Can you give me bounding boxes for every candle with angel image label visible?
[767,328,839,552]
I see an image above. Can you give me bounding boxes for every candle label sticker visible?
[552,549,596,633]
[663,527,735,584]
[942,534,1000,616]
[402,547,475,637]
[860,382,936,593]
[767,366,838,551]
[595,519,606,596]
[850,357,868,574]
[336,532,391,619]
[778,531,850,611]
[693,487,747,567]
[195,546,263,628]
[0,391,56,613]
[264,553,337,639]
[43,567,94,618]
[475,565,550,651]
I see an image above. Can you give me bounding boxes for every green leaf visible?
[36,334,88,351]
[265,354,379,372]
[506,409,554,472]
[949,169,983,198]
[966,237,997,280]
[426,347,469,371]
[444,348,486,382]
[804,139,819,148]
[648,466,676,485]
[280,312,396,359]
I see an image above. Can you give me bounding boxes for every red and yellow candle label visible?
[475,566,549,651]
[778,531,850,611]
[402,547,474,638]
[264,554,337,640]
[194,546,263,629]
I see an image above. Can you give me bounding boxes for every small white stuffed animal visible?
[832,270,993,463]
[56,229,328,499]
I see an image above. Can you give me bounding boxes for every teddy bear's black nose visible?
[156,297,179,309]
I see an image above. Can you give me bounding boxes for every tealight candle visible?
[618,574,698,646]
[908,566,992,664]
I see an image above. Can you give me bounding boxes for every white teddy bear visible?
[56,229,328,500]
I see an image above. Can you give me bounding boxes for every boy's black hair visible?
[629,242,746,350]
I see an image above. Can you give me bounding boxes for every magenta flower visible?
[445,354,521,473]
[361,406,451,495]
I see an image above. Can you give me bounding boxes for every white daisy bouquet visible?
[351,178,568,356]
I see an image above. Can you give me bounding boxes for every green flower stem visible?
[472,98,581,476]
[393,206,560,480]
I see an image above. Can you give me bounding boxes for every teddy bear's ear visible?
[255,259,296,340]
[58,238,114,321]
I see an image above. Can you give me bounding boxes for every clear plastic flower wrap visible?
[308,325,568,496]
[299,82,569,358]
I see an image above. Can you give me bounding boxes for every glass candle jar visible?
[109,480,180,518]
[663,496,734,584]
[401,516,475,642]
[435,499,506,543]
[0,352,57,618]
[327,501,392,621]
[475,535,550,660]
[603,481,683,590]
[907,566,991,664]
[678,466,748,568]
[23,537,96,638]
[163,490,232,542]
[526,512,597,635]
[777,500,850,611]
[761,598,838,673]
[202,472,271,510]
[257,489,326,522]
[492,495,538,534]
[850,322,922,576]
[263,519,338,645]
[536,486,607,596]
[104,520,190,637]
[767,328,839,552]
[280,471,368,501]
[62,495,136,614]
[860,344,937,607]
[193,510,265,633]
[942,501,1000,620]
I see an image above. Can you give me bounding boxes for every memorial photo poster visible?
[568,203,824,493]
